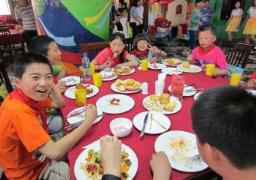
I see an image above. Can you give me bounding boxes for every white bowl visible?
[110,118,133,137]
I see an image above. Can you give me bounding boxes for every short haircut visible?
[198,25,216,35]
[30,35,55,56]
[192,86,256,169]
[13,53,53,78]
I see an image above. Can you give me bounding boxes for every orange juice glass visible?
[90,63,95,74]
[205,64,216,76]
[141,59,148,71]
[93,73,102,87]
[75,88,86,106]
[230,73,242,86]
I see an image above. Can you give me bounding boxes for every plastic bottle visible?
[82,52,91,81]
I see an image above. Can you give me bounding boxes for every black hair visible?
[198,25,216,35]
[131,0,139,7]
[13,53,53,78]
[29,35,55,56]
[109,32,126,63]
[192,86,256,169]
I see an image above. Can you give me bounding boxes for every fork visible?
[188,154,201,162]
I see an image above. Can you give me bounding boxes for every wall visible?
[210,0,254,40]
[166,0,187,27]
[32,0,111,64]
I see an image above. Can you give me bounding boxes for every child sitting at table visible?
[30,35,81,79]
[130,33,167,63]
[192,86,256,179]
[91,32,138,71]
[187,25,227,76]
[0,53,97,179]
[247,71,256,89]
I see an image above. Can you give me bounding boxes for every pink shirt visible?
[95,47,129,67]
[192,45,227,69]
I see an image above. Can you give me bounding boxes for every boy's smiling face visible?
[14,63,53,101]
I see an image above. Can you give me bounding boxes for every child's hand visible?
[187,54,193,63]
[100,136,121,177]
[55,81,66,93]
[84,104,97,125]
[149,57,157,63]
[247,79,256,90]
[150,152,171,179]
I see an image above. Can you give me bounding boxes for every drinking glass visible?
[141,59,148,71]
[171,75,185,101]
[75,88,86,106]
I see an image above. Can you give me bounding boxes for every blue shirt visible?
[201,7,213,26]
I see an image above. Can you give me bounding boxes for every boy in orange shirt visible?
[0,53,97,179]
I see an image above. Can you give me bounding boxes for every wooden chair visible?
[79,38,134,60]
[79,41,109,60]
[220,41,254,68]
[0,58,13,93]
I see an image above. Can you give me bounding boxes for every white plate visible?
[149,63,167,70]
[64,85,99,99]
[96,94,135,114]
[112,67,135,76]
[247,89,256,96]
[194,92,202,101]
[110,83,142,94]
[100,71,118,81]
[59,76,81,86]
[67,107,103,124]
[161,67,183,75]
[168,85,197,96]
[154,131,208,172]
[162,58,182,67]
[143,96,182,115]
[133,111,170,134]
[74,140,138,180]
[182,65,202,73]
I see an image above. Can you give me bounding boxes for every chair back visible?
[79,38,134,60]
[0,58,13,93]
[79,41,109,60]
[221,42,253,68]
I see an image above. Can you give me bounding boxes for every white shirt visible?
[231,8,243,16]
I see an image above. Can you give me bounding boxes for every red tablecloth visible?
[62,68,228,180]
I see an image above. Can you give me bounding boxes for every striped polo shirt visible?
[14,4,36,31]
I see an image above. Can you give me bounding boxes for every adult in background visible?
[130,0,144,38]
[243,0,256,46]
[201,0,214,26]
[188,0,204,50]
[14,0,37,49]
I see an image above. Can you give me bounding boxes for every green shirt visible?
[52,65,62,76]
[189,8,202,31]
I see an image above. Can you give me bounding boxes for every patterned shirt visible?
[14,4,36,31]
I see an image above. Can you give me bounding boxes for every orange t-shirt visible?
[0,96,51,180]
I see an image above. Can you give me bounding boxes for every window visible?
[0,0,11,15]
[176,5,182,15]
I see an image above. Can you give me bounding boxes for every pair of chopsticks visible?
[149,113,167,130]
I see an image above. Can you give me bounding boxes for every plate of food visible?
[59,76,81,86]
[64,84,99,99]
[194,92,203,101]
[161,67,183,75]
[100,70,118,81]
[112,66,135,76]
[66,106,103,125]
[148,63,166,70]
[111,79,142,94]
[162,58,182,67]
[154,131,208,172]
[74,140,138,180]
[168,85,197,96]
[96,94,135,114]
[142,94,182,114]
[133,111,171,134]
[182,65,202,73]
